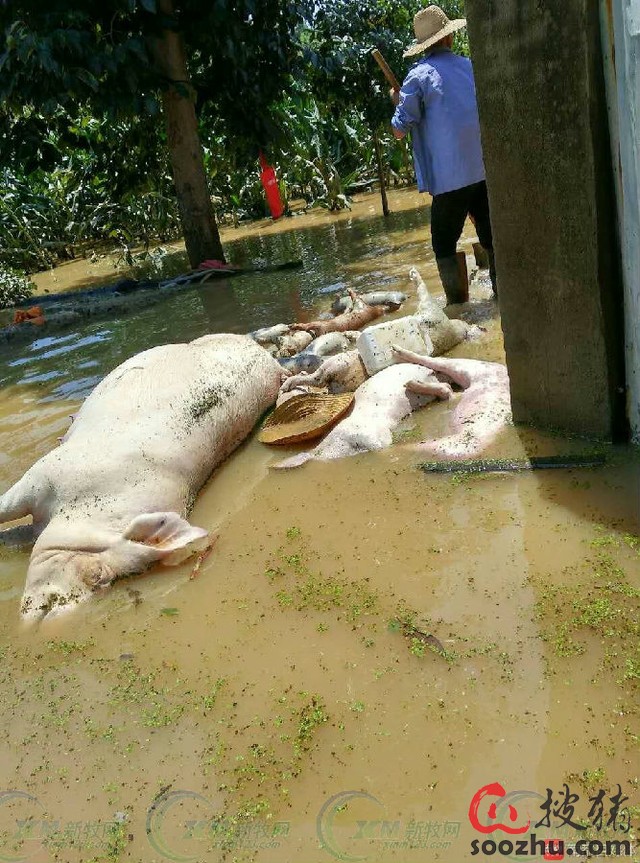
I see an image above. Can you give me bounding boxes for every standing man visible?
[390,5,497,302]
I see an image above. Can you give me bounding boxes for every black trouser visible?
[430,180,493,259]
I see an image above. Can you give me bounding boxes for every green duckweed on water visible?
[533,531,640,750]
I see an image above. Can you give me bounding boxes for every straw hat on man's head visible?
[403,5,467,58]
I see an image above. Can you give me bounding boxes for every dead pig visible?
[1,334,283,620]
[274,363,452,468]
[331,291,407,314]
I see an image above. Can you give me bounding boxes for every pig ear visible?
[122,512,209,557]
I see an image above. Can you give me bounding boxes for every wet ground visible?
[0,189,639,863]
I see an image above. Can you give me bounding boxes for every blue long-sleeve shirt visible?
[391,49,486,196]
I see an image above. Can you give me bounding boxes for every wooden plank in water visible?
[31,260,304,308]
[419,454,607,474]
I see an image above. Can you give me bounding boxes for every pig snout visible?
[20,550,114,621]
[20,512,210,621]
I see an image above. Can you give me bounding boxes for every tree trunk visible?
[401,138,414,184]
[372,129,390,217]
[150,0,225,266]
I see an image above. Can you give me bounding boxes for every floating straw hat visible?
[259,392,354,446]
[403,5,467,58]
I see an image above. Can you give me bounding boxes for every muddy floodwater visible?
[0,189,639,863]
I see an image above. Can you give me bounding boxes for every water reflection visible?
[0,190,440,402]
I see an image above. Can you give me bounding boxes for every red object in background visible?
[259,152,284,220]
[13,306,45,326]
[197,259,233,271]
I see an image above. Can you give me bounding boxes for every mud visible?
[0,189,638,863]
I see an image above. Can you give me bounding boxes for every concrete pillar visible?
[465,0,627,439]
[602,0,640,442]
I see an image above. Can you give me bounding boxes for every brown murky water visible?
[0,189,639,863]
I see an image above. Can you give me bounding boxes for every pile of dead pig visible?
[1,265,508,621]
[249,267,509,468]
[251,268,481,373]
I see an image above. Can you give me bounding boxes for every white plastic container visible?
[356,317,433,375]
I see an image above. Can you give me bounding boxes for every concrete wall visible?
[465,0,627,439]
[603,0,640,441]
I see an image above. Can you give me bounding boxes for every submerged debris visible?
[389,618,447,658]
[419,453,607,474]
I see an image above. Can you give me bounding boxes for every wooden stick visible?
[189,536,217,579]
[371,48,401,92]
[419,454,607,475]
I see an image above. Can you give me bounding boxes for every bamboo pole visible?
[371,48,401,91]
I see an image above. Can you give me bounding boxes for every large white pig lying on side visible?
[274,363,452,468]
[392,347,512,458]
[0,334,282,620]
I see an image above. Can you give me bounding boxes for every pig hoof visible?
[391,344,418,363]
[435,382,454,400]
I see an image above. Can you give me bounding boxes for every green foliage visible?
[0,1,305,266]
[0,1,301,139]
[47,638,95,655]
[190,0,305,149]
[0,265,35,309]
[0,3,158,117]
[202,678,226,711]
[0,108,181,270]
[301,0,414,129]
[0,0,472,269]
[295,696,329,749]
[274,90,361,210]
[0,95,409,272]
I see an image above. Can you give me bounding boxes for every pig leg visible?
[0,469,43,523]
[280,370,318,394]
[391,345,432,367]
[409,267,425,292]
[409,267,430,311]
[280,353,356,394]
[346,288,362,308]
[405,380,453,400]
[392,347,472,389]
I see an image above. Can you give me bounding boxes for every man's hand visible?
[389,88,405,138]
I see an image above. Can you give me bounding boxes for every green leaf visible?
[160,607,179,616]
[76,68,99,91]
